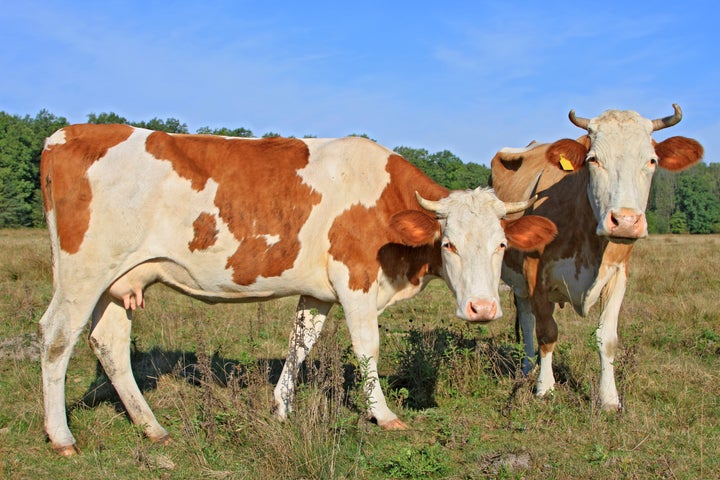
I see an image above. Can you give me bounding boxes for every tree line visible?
[1,110,718,233]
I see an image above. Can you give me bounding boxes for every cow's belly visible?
[109,256,337,305]
[543,257,598,314]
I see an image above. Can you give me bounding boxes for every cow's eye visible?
[586,155,599,166]
[648,158,658,167]
[442,241,457,254]
[499,242,507,250]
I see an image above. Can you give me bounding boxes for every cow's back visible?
[41,126,443,302]
[491,141,589,227]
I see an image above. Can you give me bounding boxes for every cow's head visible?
[546,104,703,239]
[392,188,556,322]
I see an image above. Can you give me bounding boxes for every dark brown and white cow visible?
[490,105,703,409]
[39,124,557,455]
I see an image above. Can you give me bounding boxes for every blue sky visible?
[2,1,718,165]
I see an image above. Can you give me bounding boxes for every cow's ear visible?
[390,210,440,246]
[502,215,557,252]
[655,136,704,172]
[546,138,588,172]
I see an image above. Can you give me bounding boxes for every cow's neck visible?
[576,171,637,315]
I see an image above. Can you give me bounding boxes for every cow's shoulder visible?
[490,141,551,203]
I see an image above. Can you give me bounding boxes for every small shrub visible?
[373,444,450,479]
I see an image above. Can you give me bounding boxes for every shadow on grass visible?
[71,345,359,415]
[70,326,588,419]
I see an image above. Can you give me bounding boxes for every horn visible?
[568,109,590,130]
[415,191,442,212]
[504,195,539,215]
[651,103,682,131]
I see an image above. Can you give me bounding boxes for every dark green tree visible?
[393,146,490,190]
[87,112,129,124]
[196,126,254,137]
[0,110,68,227]
[669,211,688,234]
[648,169,676,233]
[88,112,189,133]
[134,117,188,133]
[675,170,720,233]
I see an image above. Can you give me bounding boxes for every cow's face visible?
[407,188,556,322]
[437,189,508,321]
[547,106,703,240]
[585,110,658,239]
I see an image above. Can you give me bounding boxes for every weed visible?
[372,443,450,478]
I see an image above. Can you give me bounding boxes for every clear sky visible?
[2,1,718,165]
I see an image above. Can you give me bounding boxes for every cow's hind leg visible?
[40,292,97,455]
[273,296,333,421]
[89,293,170,444]
[513,291,537,375]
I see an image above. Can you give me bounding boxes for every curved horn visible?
[651,103,682,131]
[568,109,590,130]
[415,191,442,212]
[504,195,538,215]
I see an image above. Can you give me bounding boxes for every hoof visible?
[601,402,622,412]
[378,418,409,431]
[521,358,535,376]
[53,444,80,456]
[150,434,173,446]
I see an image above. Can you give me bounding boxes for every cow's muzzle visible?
[599,208,647,239]
[463,299,501,322]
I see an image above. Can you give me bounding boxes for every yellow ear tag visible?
[559,154,574,171]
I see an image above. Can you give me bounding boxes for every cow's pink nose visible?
[466,300,498,322]
[604,208,646,238]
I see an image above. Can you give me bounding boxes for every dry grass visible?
[0,229,718,479]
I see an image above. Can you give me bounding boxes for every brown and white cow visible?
[490,104,703,410]
[39,124,557,455]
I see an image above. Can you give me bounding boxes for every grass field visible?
[0,228,718,479]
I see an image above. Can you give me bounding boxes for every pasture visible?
[0,228,718,479]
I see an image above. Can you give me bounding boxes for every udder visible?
[108,263,163,310]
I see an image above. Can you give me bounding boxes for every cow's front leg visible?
[343,302,407,430]
[273,296,332,421]
[596,266,627,411]
[532,294,557,397]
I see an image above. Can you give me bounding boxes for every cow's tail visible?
[40,130,65,292]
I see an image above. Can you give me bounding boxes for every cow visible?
[38,124,558,455]
[490,104,704,410]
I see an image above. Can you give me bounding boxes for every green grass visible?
[0,229,718,479]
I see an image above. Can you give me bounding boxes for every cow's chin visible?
[596,228,648,243]
[464,317,496,325]
[607,236,643,244]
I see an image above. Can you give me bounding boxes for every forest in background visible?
[1,109,718,233]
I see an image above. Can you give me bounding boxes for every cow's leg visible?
[88,293,170,443]
[273,296,333,421]
[531,294,557,397]
[343,301,406,430]
[514,291,537,375]
[596,267,627,411]
[40,291,97,456]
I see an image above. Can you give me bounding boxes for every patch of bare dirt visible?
[0,333,40,361]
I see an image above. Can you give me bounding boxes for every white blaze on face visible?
[435,188,507,322]
[585,110,657,239]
